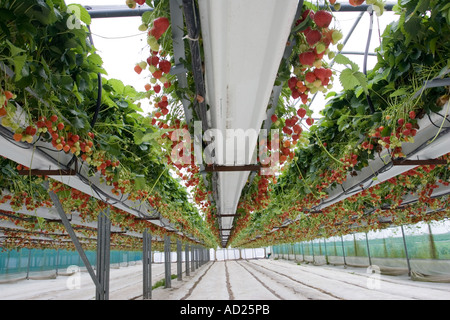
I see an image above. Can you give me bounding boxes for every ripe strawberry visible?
[305,71,317,83]
[301,9,315,21]
[159,60,171,74]
[147,55,159,67]
[4,91,14,100]
[13,132,22,142]
[306,117,314,126]
[299,51,316,67]
[305,29,322,46]
[409,111,416,119]
[349,0,365,6]
[151,17,170,40]
[271,114,278,123]
[154,84,161,93]
[288,77,298,90]
[314,10,333,28]
[152,70,163,79]
[134,64,143,74]
[297,107,307,118]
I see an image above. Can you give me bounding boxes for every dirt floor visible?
[1,258,449,300]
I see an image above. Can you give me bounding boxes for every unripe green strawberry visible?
[315,42,326,54]
[331,30,343,44]
[138,24,148,32]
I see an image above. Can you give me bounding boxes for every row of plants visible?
[229,0,450,247]
[0,0,217,250]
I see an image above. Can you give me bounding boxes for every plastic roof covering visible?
[198,0,300,246]
[64,0,400,248]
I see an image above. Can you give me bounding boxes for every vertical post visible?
[26,249,31,280]
[365,232,372,266]
[341,235,347,267]
[177,239,182,281]
[55,249,59,276]
[143,230,152,299]
[164,235,171,288]
[323,238,328,265]
[191,245,195,272]
[400,225,411,276]
[301,242,305,261]
[195,246,199,269]
[96,208,111,300]
[185,243,190,276]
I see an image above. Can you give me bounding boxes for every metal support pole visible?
[191,246,195,272]
[55,249,59,276]
[143,230,152,299]
[341,235,347,267]
[194,246,198,269]
[301,242,305,261]
[177,239,182,281]
[365,232,372,266]
[401,225,412,276]
[47,184,103,297]
[185,243,190,276]
[323,239,328,265]
[26,249,31,280]
[164,235,171,288]
[96,208,111,300]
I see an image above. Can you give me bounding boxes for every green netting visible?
[0,248,143,282]
[271,219,450,282]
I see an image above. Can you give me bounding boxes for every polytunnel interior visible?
[0,0,450,305]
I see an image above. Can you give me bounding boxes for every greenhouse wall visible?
[272,220,450,281]
[0,248,143,283]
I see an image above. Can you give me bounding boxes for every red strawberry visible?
[299,51,316,66]
[305,71,316,83]
[297,107,307,118]
[153,17,170,34]
[349,0,365,6]
[291,90,301,99]
[154,85,161,93]
[301,9,315,21]
[152,70,163,79]
[305,29,322,46]
[147,55,159,67]
[409,111,416,119]
[271,114,278,123]
[313,68,328,81]
[134,64,143,74]
[306,117,314,126]
[314,10,333,28]
[158,60,171,74]
[135,0,146,5]
[288,77,298,90]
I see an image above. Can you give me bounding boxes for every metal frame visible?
[45,182,104,298]
[143,230,152,299]
[164,235,172,288]
[96,208,111,300]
